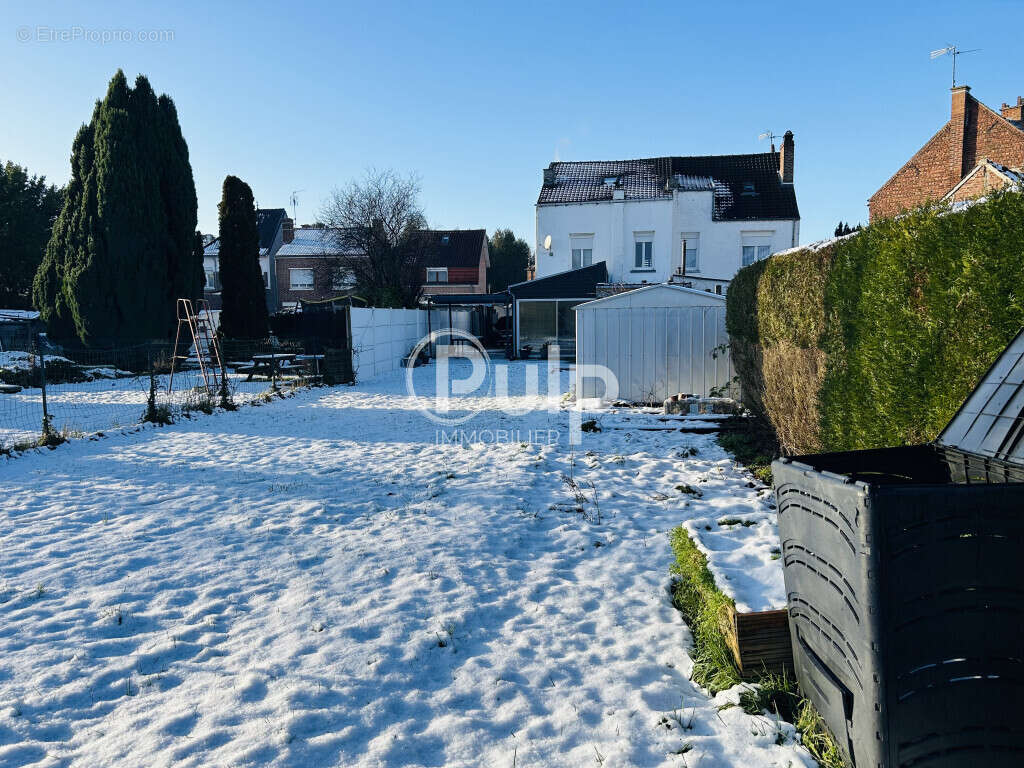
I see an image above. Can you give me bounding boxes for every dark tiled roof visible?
[538,153,799,221]
[256,208,287,249]
[202,208,288,256]
[509,262,608,300]
[424,229,486,269]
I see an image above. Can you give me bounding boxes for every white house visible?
[534,133,800,292]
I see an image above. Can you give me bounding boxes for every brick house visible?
[868,87,1024,221]
[275,225,491,308]
[275,224,355,309]
[420,229,490,296]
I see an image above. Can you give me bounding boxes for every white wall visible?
[576,301,733,402]
[349,307,474,382]
[535,193,798,284]
[350,308,428,381]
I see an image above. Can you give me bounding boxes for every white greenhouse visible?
[574,284,733,403]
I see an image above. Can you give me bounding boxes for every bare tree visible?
[319,169,429,308]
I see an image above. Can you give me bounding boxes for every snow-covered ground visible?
[0,360,801,767]
[0,373,282,449]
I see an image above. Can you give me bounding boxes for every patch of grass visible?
[580,419,601,433]
[717,518,757,527]
[739,667,847,767]
[675,484,703,497]
[795,699,847,768]
[717,423,779,486]
[182,389,215,416]
[670,527,847,766]
[739,669,801,722]
[668,526,741,693]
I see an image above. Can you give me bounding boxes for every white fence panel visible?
[349,307,476,383]
[576,305,733,402]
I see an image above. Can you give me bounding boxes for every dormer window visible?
[742,181,756,196]
[440,234,450,245]
[603,176,618,187]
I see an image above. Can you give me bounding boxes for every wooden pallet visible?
[720,605,794,679]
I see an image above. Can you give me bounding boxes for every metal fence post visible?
[35,334,52,440]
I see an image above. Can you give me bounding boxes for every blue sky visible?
[2,0,1021,247]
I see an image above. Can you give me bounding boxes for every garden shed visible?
[574,284,731,403]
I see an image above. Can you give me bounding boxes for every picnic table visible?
[237,353,325,381]
[241,353,296,381]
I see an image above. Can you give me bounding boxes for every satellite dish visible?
[543,235,552,250]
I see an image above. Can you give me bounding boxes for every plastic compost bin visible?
[772,330,1024,768]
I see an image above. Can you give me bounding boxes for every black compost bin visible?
[772,331,1024,768]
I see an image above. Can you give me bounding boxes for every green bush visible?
[726,190,1024,454]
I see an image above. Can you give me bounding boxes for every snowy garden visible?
[0,361,811,767]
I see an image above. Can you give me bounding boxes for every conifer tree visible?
[217,176,268,339]
[33,70,199,345]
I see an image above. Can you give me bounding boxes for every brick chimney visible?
[779,130,794,184]
[1001,96,1024,122]
[543,165,555,185]
[282,216,294,244]
[950,85,972,184]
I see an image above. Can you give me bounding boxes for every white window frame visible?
[741,231,775,268]
[426,267,448,284]
[681,232,700,273]
[205,271,218,290]
[570,234,594,270]
[633,232,654,270]
[289,267,315,291]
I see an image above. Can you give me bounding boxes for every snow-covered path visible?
[0,362,806,767]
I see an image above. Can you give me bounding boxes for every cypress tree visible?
[33,70,198,345]
[217,176,268,339]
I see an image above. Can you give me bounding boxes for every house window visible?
[681,233,700,272]
[262,272,269,288]
[633,233,654,269]
[426,267,448,284]
[741,243,772,267]
[332,270,354,291]
[289,268,314,290]
[205,271,218,290]
[570,235,593,269]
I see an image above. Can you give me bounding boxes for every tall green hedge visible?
[726,190,1024,455]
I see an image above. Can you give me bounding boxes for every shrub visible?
[726,190,1024,455]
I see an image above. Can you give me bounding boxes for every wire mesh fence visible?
[0,335,333,454]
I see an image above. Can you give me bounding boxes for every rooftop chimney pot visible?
[1001,97,1024,122]
[779,130,794,184]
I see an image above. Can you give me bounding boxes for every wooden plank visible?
[722,606,794,680]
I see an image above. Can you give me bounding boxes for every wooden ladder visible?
[169,298,224,394]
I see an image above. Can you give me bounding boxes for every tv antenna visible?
[930,45,980,88]
[758,130,780,152]
[289,189,304,223]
